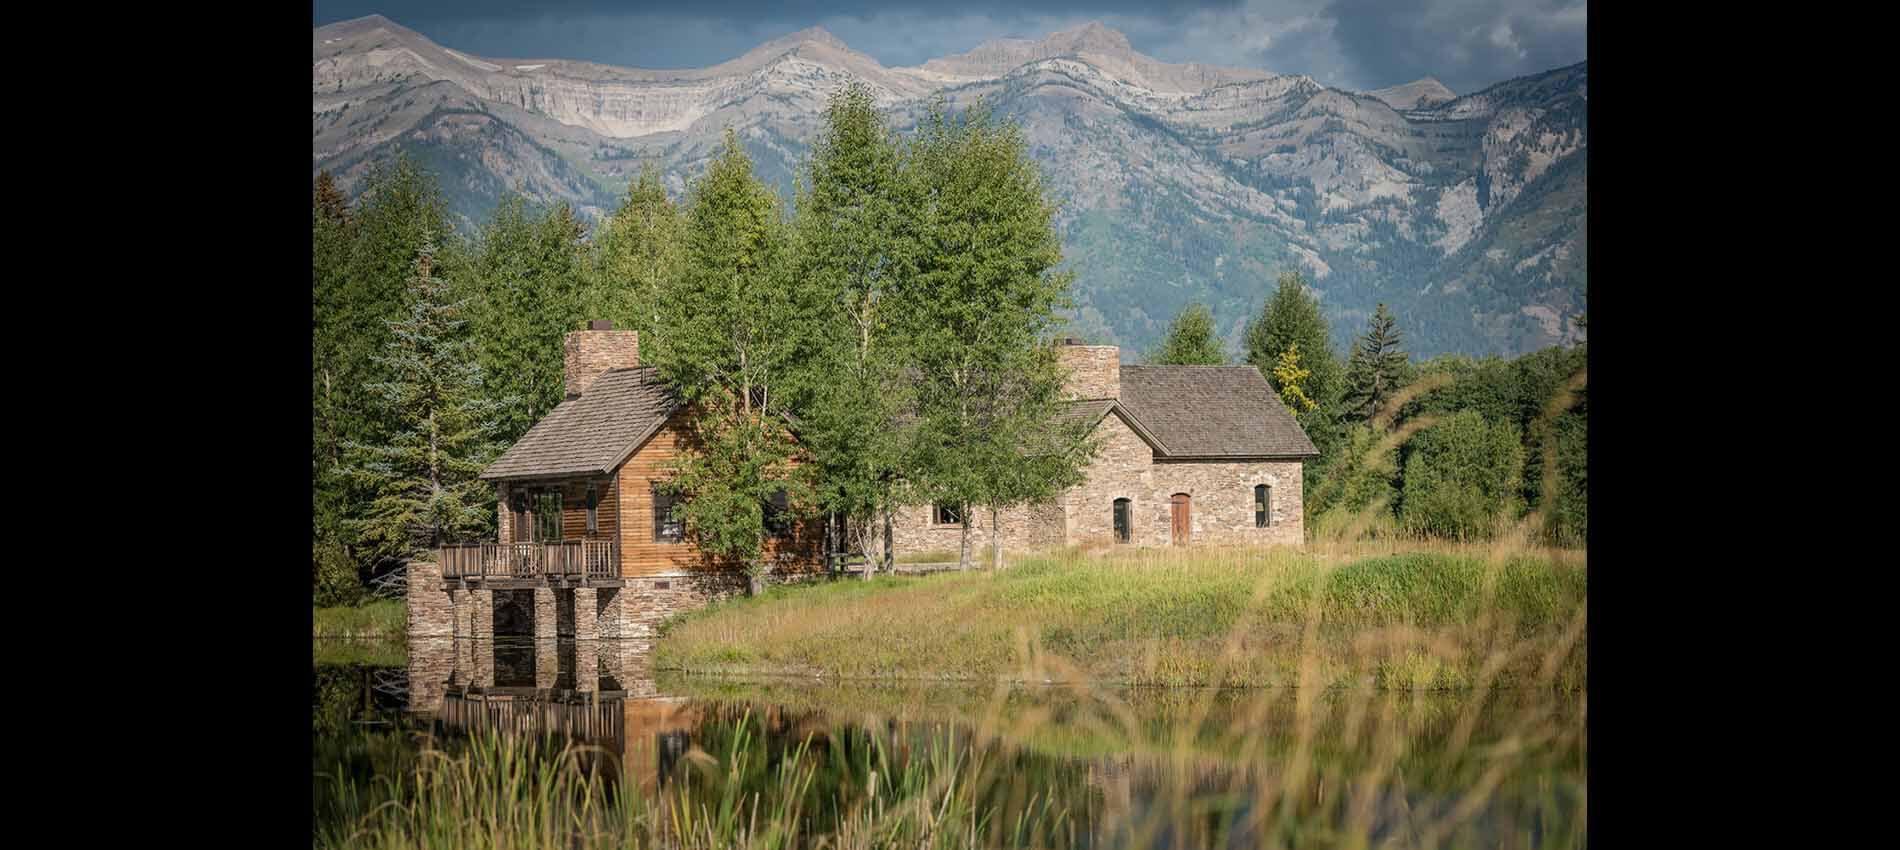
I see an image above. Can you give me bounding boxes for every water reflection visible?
[330,637,1587,847]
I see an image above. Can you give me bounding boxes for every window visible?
[532,490,562,542]
[1255,485,1271,528]
[933,503,962,526]
[764,488,792,538]
[653,484,684,543]
[585,485,598,535]
[1113,498,1131,544]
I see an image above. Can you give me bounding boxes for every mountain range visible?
[313,14,1586,358]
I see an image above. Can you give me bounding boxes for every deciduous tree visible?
[898,100,1081,570]
[648,130,813,572]
[788,83,918,575]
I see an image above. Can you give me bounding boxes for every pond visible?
[315,637,1585,848]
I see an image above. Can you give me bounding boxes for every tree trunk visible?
[989,506,1002,570]
[882,499,894,574]
[958,512,972,571]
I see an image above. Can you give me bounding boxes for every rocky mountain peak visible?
[1366,76,1458,110]
[1045,20,1134,57]
[763,25,848,52]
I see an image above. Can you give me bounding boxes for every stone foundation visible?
[405,559,454,639]
[618,572,750,651]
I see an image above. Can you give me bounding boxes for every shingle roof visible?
[480,367,680,480]
[1118,365,1318,458]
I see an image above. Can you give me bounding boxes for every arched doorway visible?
[1170,493,1190,545]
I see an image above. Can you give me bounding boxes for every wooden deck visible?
[438,542,625,589]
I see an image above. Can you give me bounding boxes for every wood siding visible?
[613,408,825,578]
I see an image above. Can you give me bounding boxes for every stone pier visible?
[535,639,558,690]
[405,559,454,639]
[575,588,598,641]
[534,589,557,641]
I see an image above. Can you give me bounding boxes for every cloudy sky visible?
[312,1,1586,96]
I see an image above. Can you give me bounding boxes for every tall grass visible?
[653,544,1585,690]
[315,707,1093,849]
[316,683,1583,848]
[316,600,407,640]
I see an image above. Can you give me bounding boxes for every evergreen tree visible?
[587,164,682,334]
[1244,271,1341,406]
[649,130,812,571]
[337,238,513,572]
[788,83,917,574]
[1150,303,1226,364]
[314,155,455,582]
[463,194,589,440]
[1244,271,1346,508]
[1343,303,1410,421]
[314,170,351,226]
[898,99,1082,570]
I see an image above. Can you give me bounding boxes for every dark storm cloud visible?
[1325,0,1586,92]
[312,1,1583,93]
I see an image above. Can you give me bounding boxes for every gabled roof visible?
[480,367,680,481]
[1057,397,1168,454]
[1116,365,1319,458]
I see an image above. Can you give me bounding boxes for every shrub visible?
[314,539,365,607]
[1398,411,1524,540]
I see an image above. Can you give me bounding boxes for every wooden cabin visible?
[426,320,825,645]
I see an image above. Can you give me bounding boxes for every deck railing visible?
[440,541,619,582]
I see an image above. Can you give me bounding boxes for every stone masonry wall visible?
[1066,412,1163,546]
[1056,344,1121,400]
[406,558,454,639]
[616,572,749,652]
[889,503,1062,562]
[1148,459,1305,546]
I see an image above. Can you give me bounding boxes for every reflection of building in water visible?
[411,635,703,790]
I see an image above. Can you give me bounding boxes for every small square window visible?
[934,503,962,526]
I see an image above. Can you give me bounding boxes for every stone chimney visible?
[564,320,639,399]
[1055,338,1120,400]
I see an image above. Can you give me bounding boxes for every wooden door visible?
[1170,493,1190,545]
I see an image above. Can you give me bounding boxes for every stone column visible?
[575,587,598,642]
[596,588,622,640]
[472,637,495,688]
[470,591,493,640]
[575,638,599,694]
[405,558,454,639]
[535,638,558,690]
[534,588,558,641]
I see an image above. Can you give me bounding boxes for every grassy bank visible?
[655,545,1586,690]
[314,599,406,640]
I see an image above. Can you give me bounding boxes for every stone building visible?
[889,341,1318,556]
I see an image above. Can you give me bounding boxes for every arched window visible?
[1113,498,1131,543]
[1255,485,1271,528]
